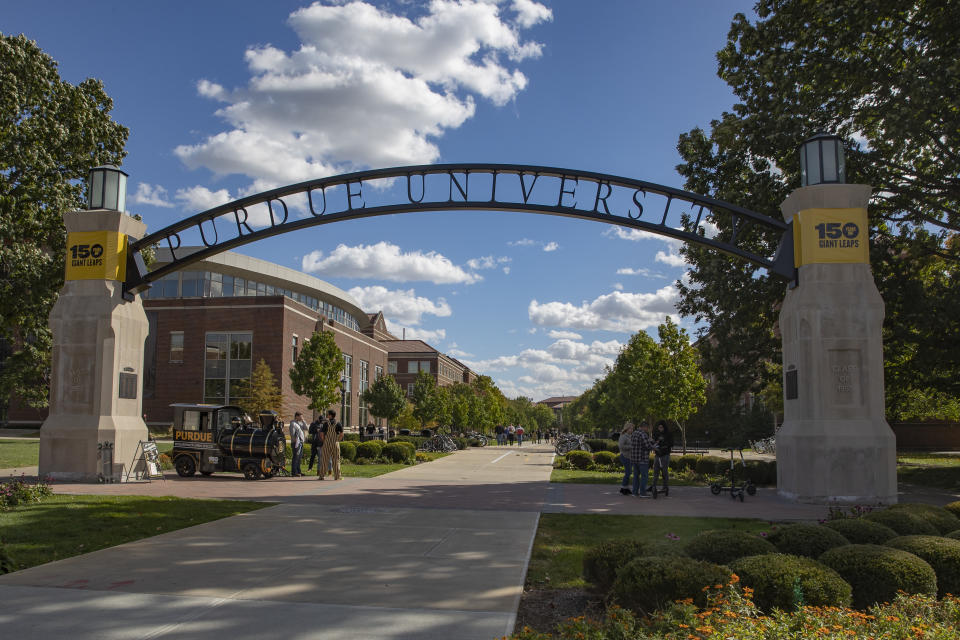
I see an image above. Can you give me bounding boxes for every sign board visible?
[793,207,869,267]
[65,231,128,281]
[140,440,163,480]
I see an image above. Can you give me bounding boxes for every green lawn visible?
[287,450,450,478]
[550,468,718,486]
[0,439,40,469]
[0,494,269,572]
[527,513,772,590]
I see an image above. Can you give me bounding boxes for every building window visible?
[407,383,414,397]
[420,360,431,373]
[375,365,383,379]
[342,354,352,428]
[388,361,397,374]
[169,331,184,363]
[358,360,369,427]
[291,335,299,362]
[203,332,252,405]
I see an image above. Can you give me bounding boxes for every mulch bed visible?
[514,587,604,634]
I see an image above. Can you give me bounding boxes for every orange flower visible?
[730,573,740,583]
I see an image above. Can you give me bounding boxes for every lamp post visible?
[341,376,350,441]
[799,132,845,187]
[87,165,128,211]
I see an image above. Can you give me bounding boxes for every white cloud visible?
[174,185,234,212]
[503,266,511,275]
[303,241,481,284]
[617,267,664,278]
[391,326,446,344]
[447,347,474,358]
[175,0,550,189]
[543,241,559,252]
[528,286,680,333]
[548,330,582,340]
[466,255,511,270]
[130,183,174,208]
[347,285,451,325]
[613,282,623,291]
[655,250,689,268]
[508,238,537,246]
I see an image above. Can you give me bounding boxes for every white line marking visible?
[490,451,512,464]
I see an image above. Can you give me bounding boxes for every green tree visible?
[605,330,664,426]
[288,330,343,413]
[361,373,406,426]
[235,358,283,419]
[675,0,960,419]
[0,34,128,407]
[411,370,443,427]
[648,318,707,450]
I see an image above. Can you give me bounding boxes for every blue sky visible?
[5,0,759,401]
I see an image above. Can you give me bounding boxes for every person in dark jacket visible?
[306,416,323,471]
[650,420,673,496]
[628,422,655,497]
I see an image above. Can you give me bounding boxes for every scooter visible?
[710,448,756,501]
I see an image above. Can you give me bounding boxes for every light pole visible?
[340,376,349,441]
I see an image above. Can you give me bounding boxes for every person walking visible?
[628,421,655,497]
[617,421,635,495]
[651,420,673,496]
[318,409,344,480]
[507,424,516,446]
[289,412,306,477]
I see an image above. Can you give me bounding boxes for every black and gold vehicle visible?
[170,403,286,480]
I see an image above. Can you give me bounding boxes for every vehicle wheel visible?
[477,436,488,447]
[200,471,213,477]
[746,484,757,496]
[262,471,274,479]
[175,455,196,478]
[651,485,658,499]
[738,491,745,502]
[710,483,722,495]
[242,463,262,480]
[556,442,573,455]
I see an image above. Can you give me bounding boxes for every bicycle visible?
[417,429,459,453]
[555,433,592,455]
[461,430,488,447]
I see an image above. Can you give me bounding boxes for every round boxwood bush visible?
[566,450,594,470]
[593,451,619,467]
[381,442,414,463]
[608,555,730,615]
[730,553,852,612]
[887,503,960,535]
[583,538,687,592]
[946,530,960,541]
[767,523,850,559]
[695,455,728,475]
[744,459,777,486]
[671,454,700,471]
[945,501,960,520]
[683,530,776,565]
[823,518,898,545]
[819,544,937,609]
[865,508,940,536]
[885,535,960,597]
[355,441,383,460]
[338,441,357,462]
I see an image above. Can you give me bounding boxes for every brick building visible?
[381,339,476,397]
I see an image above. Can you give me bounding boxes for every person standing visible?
[289,412,306,477]
[628,422,655,497]
[617,421,635,496]
[651,420,673,496]
[516,425,524,446]
[318,409,343,480]
[507,424,516,446]
[306,415,323,471]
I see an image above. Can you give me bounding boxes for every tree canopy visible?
[675,0,960,419]
[288,330,344,413]
[235,358,283,419]
[361,373,407,424]
[0,34,128,407]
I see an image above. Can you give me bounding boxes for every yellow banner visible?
[793,208,869,267]
[64,231,128,281]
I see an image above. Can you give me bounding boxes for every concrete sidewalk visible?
[0,445,552,640]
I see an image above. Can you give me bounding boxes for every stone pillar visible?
[777,184,897,504]
[38,210,149,482]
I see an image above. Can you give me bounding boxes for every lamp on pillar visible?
[87,165,128,211]
[340,377,349,439]
[799,132,845,187]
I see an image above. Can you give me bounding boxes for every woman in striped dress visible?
[319,409,344,480]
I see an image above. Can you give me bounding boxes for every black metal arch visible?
[123,163,794,296]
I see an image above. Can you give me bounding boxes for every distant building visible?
[537,396,577,425]
[382,339,476,397]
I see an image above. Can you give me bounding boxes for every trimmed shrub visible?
[609,555,730,615]
[865,508,941,536]
[415,452,429,463]
[887,503,960,535]
[695,455,728,475]
[453,437,469,450]
[946,530,960,541]
[583,538,688,592]
[355,441,383,460]
[823,518,898,545]
[566,450,594,470]
[744,459,777,486]
[730,553,852,612]
[671,454,700,471]
[885,535,960,597]
[819,544,937,609]
[683,530,776,565]
[389,435,428,449]
[945,501,960,520]
[338,441,357,462]
[585,439,617,453]
[767,523,850,559]
[593,451,619,467]
[381,442,414,463]
[342,433,360,442]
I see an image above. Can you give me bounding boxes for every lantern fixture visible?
[87,165,128,211]
[799,132,845,187]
